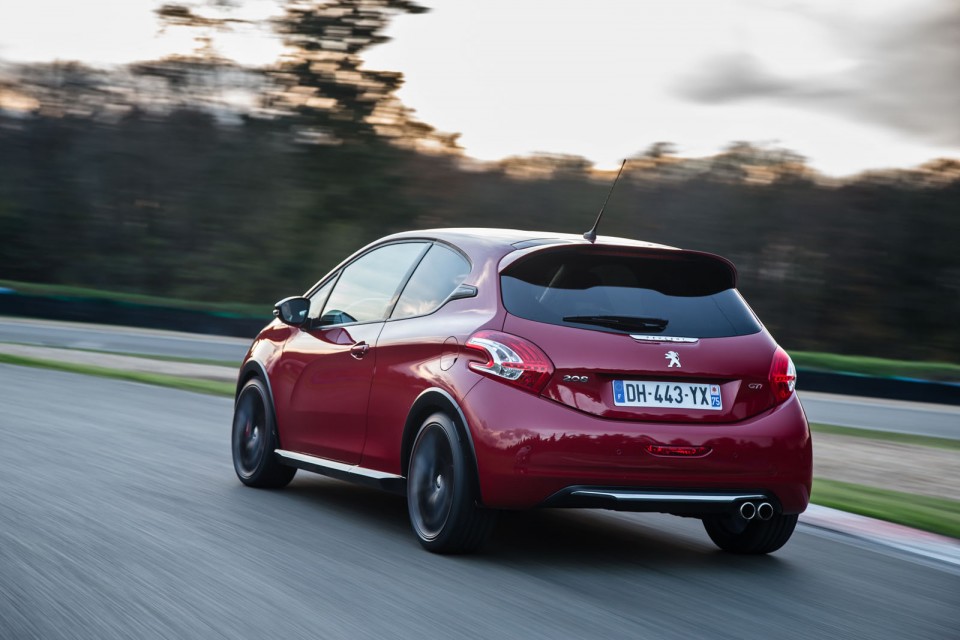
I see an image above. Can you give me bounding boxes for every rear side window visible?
[501,248,761,338]
[392,244,471,319]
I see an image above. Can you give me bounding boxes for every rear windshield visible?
[500,248,762,338]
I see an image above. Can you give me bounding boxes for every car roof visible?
[377,228,738,286]
[307,228,733,297]
[380,228,676,254]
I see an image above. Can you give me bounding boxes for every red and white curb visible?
[801,504,960,569]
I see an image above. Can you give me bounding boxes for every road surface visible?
[0,317,252,362]
[1,364,956,640]
[799,391,959,439]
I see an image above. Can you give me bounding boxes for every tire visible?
[232,378,296,489]
[407,412,496,554]
[702,512,798,554]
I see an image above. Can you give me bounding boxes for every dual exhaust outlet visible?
[739,501,774,521]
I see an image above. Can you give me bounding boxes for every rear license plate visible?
[612,380,722,410]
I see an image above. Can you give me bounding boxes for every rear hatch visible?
[500,245,780,423]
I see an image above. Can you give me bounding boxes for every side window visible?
[392,244,471,319]
[319,242,428,325]
[307,278,336,320]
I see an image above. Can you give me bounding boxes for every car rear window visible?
[500,248,762,338]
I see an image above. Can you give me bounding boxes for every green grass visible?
[87,351,240,368]
[792,350,960,382]
[0,353,234,397]
[810,423,960,450]
[0,278,269,318]
[812,478,960,539]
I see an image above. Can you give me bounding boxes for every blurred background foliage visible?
[0,0,958,361]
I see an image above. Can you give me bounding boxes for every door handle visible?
[350,341,370,359]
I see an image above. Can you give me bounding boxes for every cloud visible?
[675,53,794,102]
[675,2,960,146]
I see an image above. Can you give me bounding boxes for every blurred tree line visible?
[0,0,957,361]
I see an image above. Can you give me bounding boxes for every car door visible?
[274,241,429,463]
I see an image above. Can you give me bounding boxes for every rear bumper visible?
[461,379,812,514]
[542,487,778,517]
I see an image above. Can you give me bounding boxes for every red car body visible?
[233,228,812,554]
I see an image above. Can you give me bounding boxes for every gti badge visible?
[665,351,681,368]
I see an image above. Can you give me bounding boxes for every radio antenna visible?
[583,158,627,243]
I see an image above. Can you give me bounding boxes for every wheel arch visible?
[401,388,484,503]
[236,359,284,448]
[237,359,278,399]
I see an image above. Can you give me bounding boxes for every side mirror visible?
[273,296,310,326]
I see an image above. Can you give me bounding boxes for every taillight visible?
[465,330,554,394]
[769,346,797,403]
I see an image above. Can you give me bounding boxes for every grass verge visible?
[810,423,960,451]
[812,478,960,539]
[0,353,234,397]
[792,351,960,383]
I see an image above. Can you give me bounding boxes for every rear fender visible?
[401,388,485,505]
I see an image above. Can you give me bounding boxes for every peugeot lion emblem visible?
[665,351,681,368]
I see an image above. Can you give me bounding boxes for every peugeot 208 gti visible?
[232,228,812,554]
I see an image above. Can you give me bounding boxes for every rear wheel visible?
[232,378,296,489]
[407,412,496,554]
[702,512,798,554]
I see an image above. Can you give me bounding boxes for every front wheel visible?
[407,412,496,554]
[702,512,798,554]
[232,378,296,489]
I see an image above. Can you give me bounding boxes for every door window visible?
[319,242,428,325]
[307,278,335,321]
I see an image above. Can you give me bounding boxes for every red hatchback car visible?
[232,228,812,554]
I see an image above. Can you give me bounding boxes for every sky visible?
[1,0,957,176]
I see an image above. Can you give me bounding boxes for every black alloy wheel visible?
[702,512,798,554]
[231,378,296,488]
[407,412,496,553]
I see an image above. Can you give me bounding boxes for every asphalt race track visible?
[0,318,252,363]
[1,364,957,640]
[798,391,960,440]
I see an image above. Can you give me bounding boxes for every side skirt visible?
[275,450,406,495]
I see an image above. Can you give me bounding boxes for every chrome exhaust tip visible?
[739,501,757,520]
[757,502,774,521]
